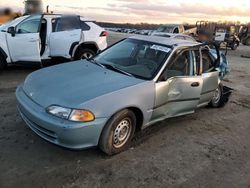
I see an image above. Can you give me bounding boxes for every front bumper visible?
[16,86,107,150]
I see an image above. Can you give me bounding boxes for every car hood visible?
[22,61,145,108]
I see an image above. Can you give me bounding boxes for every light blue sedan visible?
[16,36,229,155]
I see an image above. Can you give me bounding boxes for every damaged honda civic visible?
[16,35,231,155]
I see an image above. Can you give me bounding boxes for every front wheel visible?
[99,109,136,155]
[209,83,224,108]
[74,48,95,60]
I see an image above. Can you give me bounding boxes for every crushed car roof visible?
[129,35,200,47]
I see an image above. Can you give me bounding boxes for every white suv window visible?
[81,21,90,31]
[52,16,80,32]
[16,15,41,34]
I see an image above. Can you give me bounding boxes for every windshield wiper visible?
[88,59,106,68]
[102,64,134,77]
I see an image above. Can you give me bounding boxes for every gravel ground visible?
[0,32,250,188]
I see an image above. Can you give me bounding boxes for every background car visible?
[151,24,197,36]
[151,32,197,42]
[0,14,108,70]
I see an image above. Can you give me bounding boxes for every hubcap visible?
[212,88,221,104]
[113,118,132,149]
[81,52,93,59]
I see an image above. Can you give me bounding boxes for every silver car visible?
[16,35,229,155]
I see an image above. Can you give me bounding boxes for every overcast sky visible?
[0,0,250,23]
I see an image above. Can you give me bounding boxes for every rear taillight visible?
[100,31,108,37]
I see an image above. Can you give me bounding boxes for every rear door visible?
[49,16,82,58]
[151,49,203,121]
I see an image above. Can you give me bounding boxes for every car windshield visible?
[157,26,174,33]
[94,38,172,80]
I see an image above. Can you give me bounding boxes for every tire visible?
[246,38,250,46]
[74,48,95,60]
[231,42,238,50]
[209,83,225,108]
[0,55,7,71]
[99,109,136,155]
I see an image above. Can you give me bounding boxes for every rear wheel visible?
[0,55,7,71]
[209,83,224,108]
[99,109,136,155]
[231,41,239,50]
[74,48,95,60]
[245,38,250,46]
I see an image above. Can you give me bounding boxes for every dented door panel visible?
[151,76,203,121]
[198,71,220,106]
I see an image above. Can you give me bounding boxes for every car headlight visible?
[46,105,95,122]
[46,105,71,120]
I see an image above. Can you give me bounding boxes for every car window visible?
[173,27,179,33]
[95,39,171,80]
[0,16,28,32]
[161,50,194,80]
[81,21,90,31]
[16,15,41,34]
[194,50,202,75]
[53,16,80,32]
[103,40,135,60]
[201,50,214,73]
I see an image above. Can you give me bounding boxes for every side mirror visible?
[7,27,15,37]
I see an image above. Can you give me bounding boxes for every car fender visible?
[79,81,155,128]
[0,33,10,63]
[72,41,99,57]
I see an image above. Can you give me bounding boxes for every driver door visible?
[151,49,203,121]
[6,15,42,63]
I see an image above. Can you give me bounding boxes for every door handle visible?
[191,82,200,87]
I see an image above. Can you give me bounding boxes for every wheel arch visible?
[73,42,99,58]
[127,107,144,132]
[100,106,144,136]
[0,47,8,60]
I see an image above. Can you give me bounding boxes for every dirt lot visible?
[0,33,250,188]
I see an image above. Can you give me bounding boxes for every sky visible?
[0,0,250,24]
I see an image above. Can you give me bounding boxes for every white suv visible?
[0,14,108,70]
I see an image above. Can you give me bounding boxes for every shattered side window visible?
[201,50,214,73]
[161,50,194,80]
[194,50,201,75]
